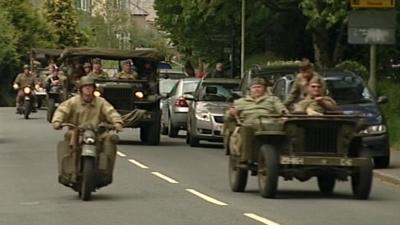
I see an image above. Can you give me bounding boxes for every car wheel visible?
[168,115,179,138]
[351,150,373,200]
[317,175,336,194]
[374,156,390,168]
[258,144,279,198]
[229,155,248,192]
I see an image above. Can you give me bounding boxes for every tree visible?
[42,0,87,48]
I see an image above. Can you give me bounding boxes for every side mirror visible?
[377,96,388,104]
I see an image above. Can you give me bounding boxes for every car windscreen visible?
[159,79,179,94]
[198,83,239,102]
[326,77,374,104]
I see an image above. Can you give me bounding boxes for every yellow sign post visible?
[350,0,395,8]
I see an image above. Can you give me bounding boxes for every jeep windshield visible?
[326,77,374,105]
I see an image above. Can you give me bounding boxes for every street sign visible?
[348,9,396,44]
[350,0,395,8]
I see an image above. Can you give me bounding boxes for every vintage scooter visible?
[46,82,64,122]
[58,123,119,201]
[14,84,36,119]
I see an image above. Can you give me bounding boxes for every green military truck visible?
[58,47,164,145]
[225,113,373,199]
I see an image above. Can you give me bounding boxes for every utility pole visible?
[240,0,245,78]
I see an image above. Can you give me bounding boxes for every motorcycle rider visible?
[13,64,36,113]
[52,76,124,184]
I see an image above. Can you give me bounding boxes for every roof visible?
[201,78,240,84]
[31,48,63,58]
[58,47,164,61]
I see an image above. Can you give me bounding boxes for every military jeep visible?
[225,113,373,199]
[58,47,164,145]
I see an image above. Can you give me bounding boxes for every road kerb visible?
[373,170,400,187]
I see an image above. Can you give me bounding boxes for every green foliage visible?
[299,0,347,30]
[335,60,368,80]
[377,81,400,149]
[85,0,170,56]
[42,0,87,48]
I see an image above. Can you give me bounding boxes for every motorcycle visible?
[16,85,36,119]
[58,123,119,201]
[47,84,64,122]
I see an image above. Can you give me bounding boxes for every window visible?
[77,0,91,12]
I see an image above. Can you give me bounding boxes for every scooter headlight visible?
[94,90,101,97]
[23,87,31,94]
[134,91,144,99]
[82,130,96,144]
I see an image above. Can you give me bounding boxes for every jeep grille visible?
[303,123,339,154]
[103,88,132,110]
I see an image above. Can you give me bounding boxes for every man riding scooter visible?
[52,76,124,200]
[13,64,37,118]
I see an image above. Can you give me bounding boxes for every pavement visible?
[374,150,400,187]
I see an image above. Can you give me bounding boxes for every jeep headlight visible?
[360,125,387,134]
[134,91,144,99]
[195,111,211,122]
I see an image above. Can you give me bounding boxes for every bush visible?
[335,60,369,80]
[377,80,400,149]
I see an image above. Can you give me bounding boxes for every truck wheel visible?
[81,157,95,201]
[47,98,55,123]
[229,155,248,192]
[258,144,279,198]
[374,156,390,168]
[140,127,148,143]
[351,151,373,200]
[317,175,336,194]
[24,100,31,119]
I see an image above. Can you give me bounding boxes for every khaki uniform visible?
[284,72,325,108]
[295,95,337,115]
[225,94,287,162]
[14,73,36,107]
[115,71,138,80]
[87,70,109,79]
[52,95,123,186]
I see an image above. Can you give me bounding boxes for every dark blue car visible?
[273,70,390,168]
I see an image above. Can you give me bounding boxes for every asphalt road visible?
[1,108,399,225]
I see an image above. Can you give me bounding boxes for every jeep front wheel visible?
[258,144,279,198]
[228,155,248,192]
[351,150,373,200]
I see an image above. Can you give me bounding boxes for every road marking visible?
[128,159,149,169]
[244,213,281,225]
[117,151,126,157]
[151,172,179,184]
[186,189,228,206]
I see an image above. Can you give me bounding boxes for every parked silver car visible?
[186,78,240,147]
[161,77,200,137]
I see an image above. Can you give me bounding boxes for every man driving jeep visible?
[294,76,337,115]
[225,77,288,163]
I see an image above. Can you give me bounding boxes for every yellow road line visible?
[244,213,281,225]
[128,159,149,169]
[151,172,179,184]
[186,189,228,206]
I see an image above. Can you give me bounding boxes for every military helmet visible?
[249,77,268,87]
[79,76,95,88]
[83,62,92,68]
[299,58,313,70]
[23,64,30,69]
[308,76,323,85]
[92,58,102,65]
[121,59,132,65]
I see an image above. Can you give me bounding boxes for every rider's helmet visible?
[79,76,95,89]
